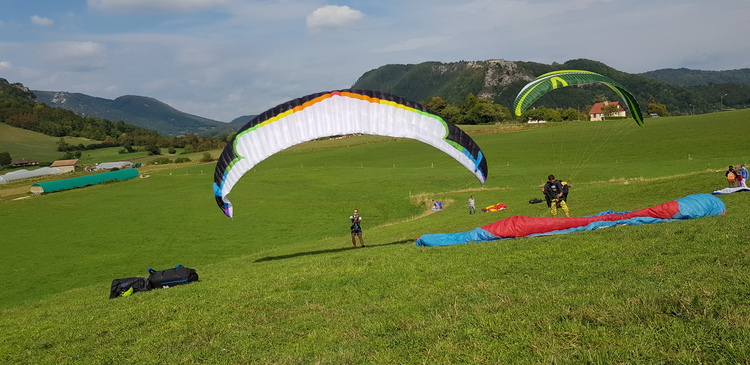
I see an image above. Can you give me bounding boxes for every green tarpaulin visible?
[30,169,139,194]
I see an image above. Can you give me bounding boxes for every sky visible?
[1,0,749,122]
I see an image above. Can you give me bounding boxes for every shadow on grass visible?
[254,238,415,263]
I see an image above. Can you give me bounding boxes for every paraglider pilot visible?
[542,175,570,218]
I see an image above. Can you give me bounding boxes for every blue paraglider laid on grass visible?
[416,194,725,247]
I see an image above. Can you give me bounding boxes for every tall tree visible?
[423,96,448,113]
[647,96,670,116]
[0,151,11,166]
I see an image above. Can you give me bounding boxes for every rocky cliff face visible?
[474,59,533,99]
[354,59,537,104]
[0,78,35,100]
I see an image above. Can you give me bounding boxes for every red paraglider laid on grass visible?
[416,194,725,247]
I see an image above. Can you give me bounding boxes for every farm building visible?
[50,159,79,173]
[0,167,62,184]
[588,101,627,121]
[29,169,140,195]
[10,158,39,167]
[95,161,134,170]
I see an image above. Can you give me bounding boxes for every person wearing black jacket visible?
[542,174,570,218]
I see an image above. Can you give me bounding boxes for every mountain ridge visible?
[33,90,245,137]
[27,59,750,133]
[351,58,750,115]
[638,67,750,86]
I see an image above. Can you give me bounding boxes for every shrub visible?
[200,152,213,163]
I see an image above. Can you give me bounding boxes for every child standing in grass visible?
[349,209,365,248]
[726,166,737,187]
[739,165,749,187]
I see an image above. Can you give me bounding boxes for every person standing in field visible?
[349,209,365,248]
[736,166,744,188]
[738,165,748,187]
[468,196,476,214]
[542,174,570,218]
[726,166,737,187]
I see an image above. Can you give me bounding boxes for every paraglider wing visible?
[416,194,725,247]
[214,89,488,218]
[513,70,644,126]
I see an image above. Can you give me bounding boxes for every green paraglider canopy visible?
[513,70,644,126]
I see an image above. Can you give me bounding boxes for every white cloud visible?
[3,0,749,123]
[47,41,107,71]
[31,15,54,26]
[226,92,242,102]
[88,0,226,13]
[306,5,363,31]
[372,36,449,54]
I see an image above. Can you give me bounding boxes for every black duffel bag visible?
[110,277,153,299]
[148,265,199,288]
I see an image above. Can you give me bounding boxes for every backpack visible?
[109,277,153,299]
[148,265,199,288]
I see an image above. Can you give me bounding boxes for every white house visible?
[588,101,626,121]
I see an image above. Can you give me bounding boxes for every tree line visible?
[355,59,750,117]
[423,93,605,125]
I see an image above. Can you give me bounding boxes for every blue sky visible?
[1,0,749,122]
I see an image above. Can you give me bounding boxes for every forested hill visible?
[0,78,159,142]
[351,58,750,115]
[639,68,750,87]
[33,91,238,137]
[0,78,231,160]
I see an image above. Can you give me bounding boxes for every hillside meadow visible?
[0,123,94,163]
[0,121,201,168]
[1,110,749,363]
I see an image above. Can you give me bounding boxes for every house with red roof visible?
[588,101,626,121]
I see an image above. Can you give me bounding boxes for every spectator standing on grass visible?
[349,209,365,248]
[726,166,737,187]
[739,165,748,187]
[736,166,744,188]
[468,196,476,214]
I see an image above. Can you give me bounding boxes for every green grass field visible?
[0,122,200,168]
[1,111,749,363]
[0,123,94,163]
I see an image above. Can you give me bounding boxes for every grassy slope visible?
[0,122,94,163]
[1,111,749,363]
